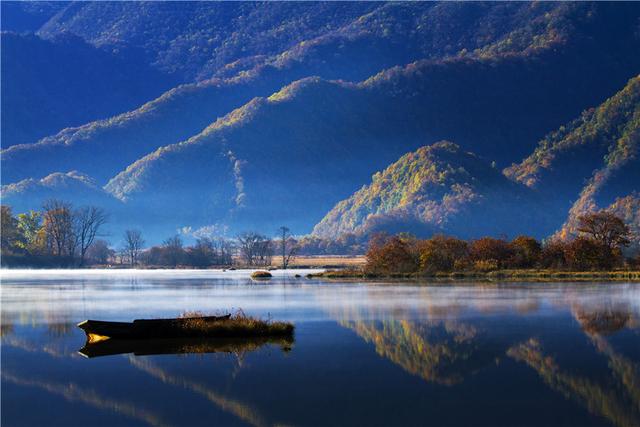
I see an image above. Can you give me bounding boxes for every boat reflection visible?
[79,335,294,358]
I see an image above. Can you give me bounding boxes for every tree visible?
[510,235,542,268]
[162,235,184,267]
[469,237,514,269]
[1,205,19,254]
[365,233,420,275]
[16,211,44,254]
[74,206,108,266]
[123,229,144,266]
[564,237,612,270]
[277,226,298,269]
[577,211,631,251]
[237,232,272,266]
[419,235,469,273]
[42,199,75,257]
[86,239,114,265]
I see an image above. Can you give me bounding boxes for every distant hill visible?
[1,171,121,214]
[313,142,549,239]
[1,32,176,147]
[0,1,68,32]
[505,75,640,240]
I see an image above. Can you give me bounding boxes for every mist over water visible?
[2,271,639,427]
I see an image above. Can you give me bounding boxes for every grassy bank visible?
[307,269,640,282]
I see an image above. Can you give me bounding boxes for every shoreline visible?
[307,269,640,282]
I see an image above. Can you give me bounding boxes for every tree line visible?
[365,211,637,275]
[1,200,301,268]
[1,200,107,267]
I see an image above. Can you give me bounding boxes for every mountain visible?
[2,2,640,243]
[36,2,380,82]
[1,32,177,147]
[316,76,639,241]
[6,2,639,179]
[1,171,121,214]
[505,75,640,240]
[0,1,68,33]
[313,142,548,239]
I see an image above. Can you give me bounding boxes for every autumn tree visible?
[577,211,631,251]
[469,237,514,269]
[366,233,420,275]
[510,235,542,268]
[123,229,145,266]
[419,235,468,273]
[1,206,19,254]
[42,199,75,257]
[564,237,611,270]
[16,211,44,254]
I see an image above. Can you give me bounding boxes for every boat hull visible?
[77,315,231,341]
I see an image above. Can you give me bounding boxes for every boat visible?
[77,314,231,343]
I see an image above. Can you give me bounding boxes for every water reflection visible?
[1,272,639,427]
[1,371,171,427]
[79,336,294,358]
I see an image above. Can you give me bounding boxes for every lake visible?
[1,270,639,427]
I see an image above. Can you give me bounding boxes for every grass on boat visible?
[179,310,293,337]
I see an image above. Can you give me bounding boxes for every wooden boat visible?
[77,314,231,343]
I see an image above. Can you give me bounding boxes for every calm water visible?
[1,270,639,427]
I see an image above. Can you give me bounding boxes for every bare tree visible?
[277,226,298,269]
[123,229,145,266]
[42,199,75,257]
[237,232,272,266]
[86,239,114,265]
[162,234,184,267]
[74,206,108,266]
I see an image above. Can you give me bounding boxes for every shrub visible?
[564,237,615,271]
[539,240,569,269]
[469,237,513,268]
[419,235,469,273]
[251,270,272,279]
[474,259,499,272]
[365,233,420,275]
[510,235,542,268]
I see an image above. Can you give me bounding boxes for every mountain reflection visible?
[508,304,640,427]
[1,371,171,427]
[340,317,488,385]
[128,356,271,427]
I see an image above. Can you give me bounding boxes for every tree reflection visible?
[508,304,640,427]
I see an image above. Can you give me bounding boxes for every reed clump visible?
[251,270,272,279]
[179,310,293,337]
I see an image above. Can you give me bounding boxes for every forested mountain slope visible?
[317,76,639,242]
[312,142,548,239]
[5,1,639,181]
[1,32,177,147]
[3,2,640,243]
[506,75,640,239]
